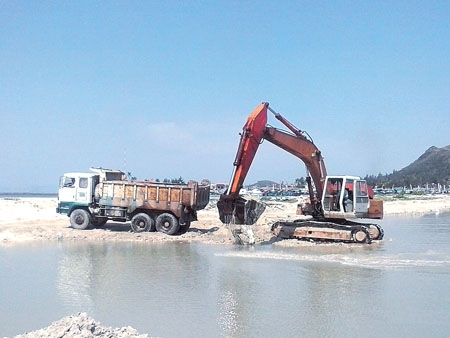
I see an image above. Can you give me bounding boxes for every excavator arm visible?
[264,125,327,199]
[218,102,328,224]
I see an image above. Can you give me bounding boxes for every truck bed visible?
[96,180,210,217]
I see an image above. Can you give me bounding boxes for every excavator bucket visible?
[217,195,266,225]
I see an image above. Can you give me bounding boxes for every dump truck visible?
[56,168,210,235]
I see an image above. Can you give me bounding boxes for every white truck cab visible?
[56,168,124,216]
[59,172,97,204]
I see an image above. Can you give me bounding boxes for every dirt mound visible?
[14,313,149,338]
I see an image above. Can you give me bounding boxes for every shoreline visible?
[381,194,450,216]
[1,196,449,245]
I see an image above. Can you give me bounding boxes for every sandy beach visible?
[1,195,449,245]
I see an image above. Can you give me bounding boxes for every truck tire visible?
[131,213,154,233]
[178,221,191,235]
[70,209,91,230]
[155,213,180,235]
[91,218,107,227]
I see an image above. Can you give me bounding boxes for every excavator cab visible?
[321,176,381,219]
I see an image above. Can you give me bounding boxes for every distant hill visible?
[249,180,280,188]
[365,145,450,187]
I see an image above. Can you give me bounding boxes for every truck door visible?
[354,180,370,213]
[59,175,76,202]
[76,176,92,203]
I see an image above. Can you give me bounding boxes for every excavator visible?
[217,102,384,244]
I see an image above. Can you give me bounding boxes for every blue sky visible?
[1,1,449,192]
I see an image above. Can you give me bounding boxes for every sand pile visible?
[13,313,149,338]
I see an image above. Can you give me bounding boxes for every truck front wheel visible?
[155,213,180,235]
[70,209,91,230]
[131,213,155,233]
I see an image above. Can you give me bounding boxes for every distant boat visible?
[239,188,263,197]
[250,188,263,196]
[239,188,248,195]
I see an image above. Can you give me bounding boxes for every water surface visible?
[1,213,450,337]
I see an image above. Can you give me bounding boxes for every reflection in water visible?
[213,247,386,338]
[2,213,450,338]
[304,263,383,338]
[54,242,212,336]
[218,290,239,337]
[56,245,94,313]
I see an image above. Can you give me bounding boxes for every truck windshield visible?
[61,176,75,188]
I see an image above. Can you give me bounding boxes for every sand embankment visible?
[381,194,450,216]
[1,195,449,245]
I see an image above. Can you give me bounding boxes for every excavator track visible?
[271,219,383,244]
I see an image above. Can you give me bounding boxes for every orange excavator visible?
[217,102,384,244]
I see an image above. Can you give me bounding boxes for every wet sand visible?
[1,195,449,245]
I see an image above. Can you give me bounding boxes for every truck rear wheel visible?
[178,221,191,235]
[70,209,91,230]
[131,213,154,233]
[155,213,180,235]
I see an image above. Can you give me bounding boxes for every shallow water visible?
[1,213,450,337]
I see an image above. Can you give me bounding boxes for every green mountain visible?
[365,145,450,187]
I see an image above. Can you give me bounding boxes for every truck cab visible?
[56,168,124,216]
[57,172,99,215]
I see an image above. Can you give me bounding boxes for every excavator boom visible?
[217,103,268,225]
[227,103,268,196]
